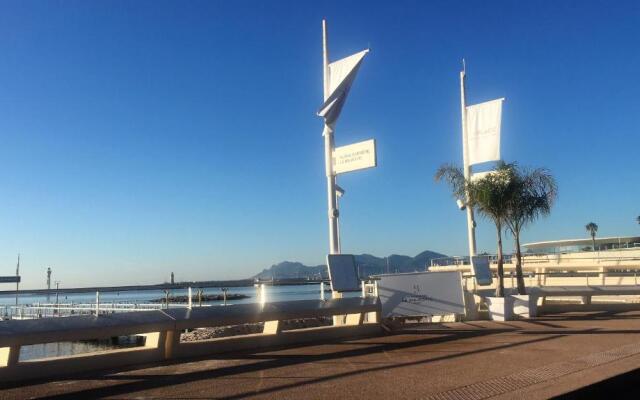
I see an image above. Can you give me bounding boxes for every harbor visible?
[1,1,639,398]
[0,283,332,319]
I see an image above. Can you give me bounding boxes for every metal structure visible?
[458,62,504,261]
[318,20,370,255]
[15,254,19,306]
[46,267,51,302]
[459,64,477,258]
[0,254,22,306]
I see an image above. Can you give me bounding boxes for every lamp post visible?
[322,20,339,255]
[55,281,61,316]
[15,254,20,307]
[460,65,477,258]
[46,267,52,302]
[318,20,369,255]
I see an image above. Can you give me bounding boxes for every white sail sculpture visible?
[318,49,369,127]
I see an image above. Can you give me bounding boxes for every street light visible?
[54,281,61,316]
[318,19,369,255]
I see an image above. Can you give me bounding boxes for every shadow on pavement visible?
[552,367,640,399]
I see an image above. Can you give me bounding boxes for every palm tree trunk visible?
[495,224,505,297]
[591,234,596,252]
[514,234,526,295]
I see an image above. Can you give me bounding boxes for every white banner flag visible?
[318,49,369,127]
[466,98,504,165]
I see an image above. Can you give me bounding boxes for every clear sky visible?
[0,1,638,288]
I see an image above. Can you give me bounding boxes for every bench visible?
[528,285,640,316]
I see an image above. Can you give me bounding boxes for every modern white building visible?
[430,236,640,290]
[524,236,640,254]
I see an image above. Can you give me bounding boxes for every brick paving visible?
[4,310,640,399]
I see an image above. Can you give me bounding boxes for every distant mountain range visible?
[253,250,447,280]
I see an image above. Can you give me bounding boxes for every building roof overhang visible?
[524,236,640,250]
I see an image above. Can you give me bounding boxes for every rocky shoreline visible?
[180,317,333,341]
[149,293,250,303]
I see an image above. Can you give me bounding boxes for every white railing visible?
[2,302,192,320]
[431,248,640,268]
[458,269,640,293]
[1,287,240,320]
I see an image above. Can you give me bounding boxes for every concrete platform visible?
[4,310,640,399]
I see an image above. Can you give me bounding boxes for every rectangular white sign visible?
[377,271,465,318]
[332,139,376,174]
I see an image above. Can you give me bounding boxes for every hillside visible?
[253,250,447,280]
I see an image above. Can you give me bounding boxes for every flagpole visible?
[460,63,477,259]
[322,19,340,255]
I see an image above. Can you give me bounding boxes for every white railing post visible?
[95,291,100,316]
[188,287,192,310]
[320,282,325,301]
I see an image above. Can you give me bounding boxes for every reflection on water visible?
[0,283,327,308]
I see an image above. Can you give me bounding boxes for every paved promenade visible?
[4,309,640,399]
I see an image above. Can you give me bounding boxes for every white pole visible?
[320,281,325,301]
[95,291,100,316]
[188,287,192,309]
[460,65,477,259]
[322,19,340,255]
[15,253,19,307]
[336,194,341,253]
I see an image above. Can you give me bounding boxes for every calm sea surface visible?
[0,283,326,307]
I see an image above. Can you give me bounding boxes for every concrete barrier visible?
[0,297,381,383]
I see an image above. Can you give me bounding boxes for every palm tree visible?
[586,222,598,251]
[436,162,514,297]
[504,165,557,295]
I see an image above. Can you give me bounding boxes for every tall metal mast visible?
[460,62,477,258]
[322,19,340,255]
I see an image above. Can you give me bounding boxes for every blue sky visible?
[0,1,638,288]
